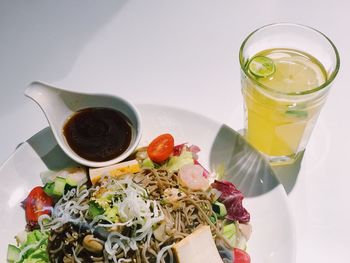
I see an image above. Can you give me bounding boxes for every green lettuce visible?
[165,150,194,172]
[8,230,48,263]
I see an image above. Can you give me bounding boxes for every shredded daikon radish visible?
[156,244,174,263]
[96,176,164,260]
[38,186,93,231]
[72,247,83,263]
[118,258,132,263]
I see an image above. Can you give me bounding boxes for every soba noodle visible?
[41,168,231,263]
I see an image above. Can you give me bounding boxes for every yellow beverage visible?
[242,48,328,158]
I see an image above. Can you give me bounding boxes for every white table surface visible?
[1,1,349,262]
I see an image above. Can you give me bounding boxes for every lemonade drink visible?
[239,23,339,163]
[242,48,328,159]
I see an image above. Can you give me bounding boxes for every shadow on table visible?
[26,127,76,170]
[209,125,280,197]
[26,125,303,196]
[209,124,303,197]
[271,151,304,195]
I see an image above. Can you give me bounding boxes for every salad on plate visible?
[6,134,251,263]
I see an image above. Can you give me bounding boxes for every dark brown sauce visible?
[63,107,132,162]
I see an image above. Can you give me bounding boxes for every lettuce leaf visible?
[10,230,49,263]
[166,150,194,172]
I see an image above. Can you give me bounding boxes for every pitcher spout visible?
[25,81,71,126]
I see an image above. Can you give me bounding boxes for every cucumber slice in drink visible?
[285,110,308,118]
[248,56,276,78]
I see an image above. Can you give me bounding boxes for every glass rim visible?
[239,22,340,96]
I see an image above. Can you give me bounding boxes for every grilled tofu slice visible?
[173,225,223,263]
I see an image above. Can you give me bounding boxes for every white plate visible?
[0,104,296,262]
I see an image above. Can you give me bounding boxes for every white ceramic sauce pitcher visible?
[25,81,142,167]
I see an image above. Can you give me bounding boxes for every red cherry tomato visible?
[24,186,53,226]
[147,134,174,163]
[234,248,251,263]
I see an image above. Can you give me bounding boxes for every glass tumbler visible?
[239,23,340,163]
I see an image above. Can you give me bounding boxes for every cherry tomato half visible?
[24,186,53,226]
[234,248,251,263]
[147,133,174,163]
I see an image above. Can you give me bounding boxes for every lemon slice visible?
[248,56,276,78]
[258,55,326,93]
